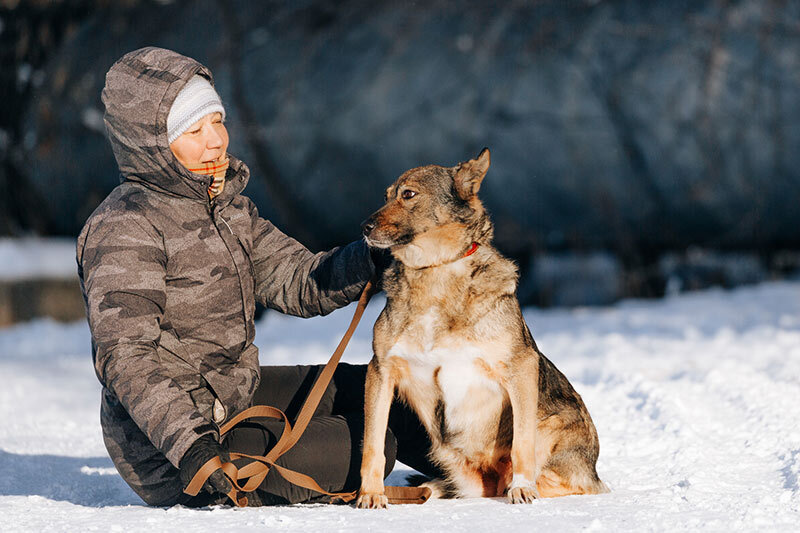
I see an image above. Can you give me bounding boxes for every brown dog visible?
[356,148,608,508]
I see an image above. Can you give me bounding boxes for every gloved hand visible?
[179,434,234,497]
[369,247,394,288]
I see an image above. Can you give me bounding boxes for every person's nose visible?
[206,124,223,150]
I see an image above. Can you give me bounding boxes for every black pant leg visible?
[388,401,444,479]
[252,364,334,419]
[329,362,370,414]
[251,363,374,419]
[328,362,443,479]
[223,414,397,504]
[247,362,442,503]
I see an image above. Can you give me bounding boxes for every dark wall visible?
[7,1,800,267]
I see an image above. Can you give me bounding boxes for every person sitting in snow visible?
[76,47,434,507]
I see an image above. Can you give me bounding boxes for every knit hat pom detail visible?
[167,75,226,144]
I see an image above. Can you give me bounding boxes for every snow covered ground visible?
[1,280,799,531]
[0,238,77,281]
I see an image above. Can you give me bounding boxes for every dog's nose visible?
[361,218,376,236]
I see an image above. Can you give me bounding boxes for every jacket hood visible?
[102,47,248,202]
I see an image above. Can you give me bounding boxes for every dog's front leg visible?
[506,351,541,504]
[356,355,395,509]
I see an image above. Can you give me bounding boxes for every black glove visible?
[369,247,393,287]
[179,434,234,497]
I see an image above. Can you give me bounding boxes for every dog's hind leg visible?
[536,449,609,498]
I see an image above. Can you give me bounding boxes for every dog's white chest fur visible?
[388,309,503,420]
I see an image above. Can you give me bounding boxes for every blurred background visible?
[1,0,799,325]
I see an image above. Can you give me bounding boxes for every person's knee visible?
[223,424,275,456]
[254,365,328,417]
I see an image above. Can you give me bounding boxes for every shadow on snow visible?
[0,450,141,507]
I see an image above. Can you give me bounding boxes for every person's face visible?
[169,112,229,169]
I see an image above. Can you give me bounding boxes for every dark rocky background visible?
[2,0,799,306]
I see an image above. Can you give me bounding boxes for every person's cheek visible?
[220,125,229,154]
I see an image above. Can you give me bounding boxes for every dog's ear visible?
[454,147,490,200]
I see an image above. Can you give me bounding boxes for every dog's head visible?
[362,148,493,268]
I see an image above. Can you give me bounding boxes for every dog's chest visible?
[388,309,504,414]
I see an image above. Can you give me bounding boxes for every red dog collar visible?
[463,242,479,258]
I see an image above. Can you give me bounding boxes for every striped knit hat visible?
[167,75,225,144]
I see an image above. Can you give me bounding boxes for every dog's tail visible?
[405,473,453,499]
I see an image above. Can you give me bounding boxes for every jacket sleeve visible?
[77,213,216,467]
[247,200,375,318]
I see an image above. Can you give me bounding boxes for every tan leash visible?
[183,279,431,506]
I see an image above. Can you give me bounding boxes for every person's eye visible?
[401,189,417,200]
[188,128,201,135]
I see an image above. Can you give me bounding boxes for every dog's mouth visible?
[363,235,392,249]
[363,232,414,249]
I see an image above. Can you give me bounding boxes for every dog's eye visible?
[401,190,417,200]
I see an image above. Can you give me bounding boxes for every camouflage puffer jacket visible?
[76,47,373,506]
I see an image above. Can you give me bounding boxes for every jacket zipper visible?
[209,204,254,341]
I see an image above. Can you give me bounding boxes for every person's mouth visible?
[203,154,226,164]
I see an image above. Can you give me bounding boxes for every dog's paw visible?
[507,485,540,504]
[355,492,388,509]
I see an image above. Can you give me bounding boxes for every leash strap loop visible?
[183,280,431,506]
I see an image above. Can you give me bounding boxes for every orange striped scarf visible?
[188,156,229,198]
